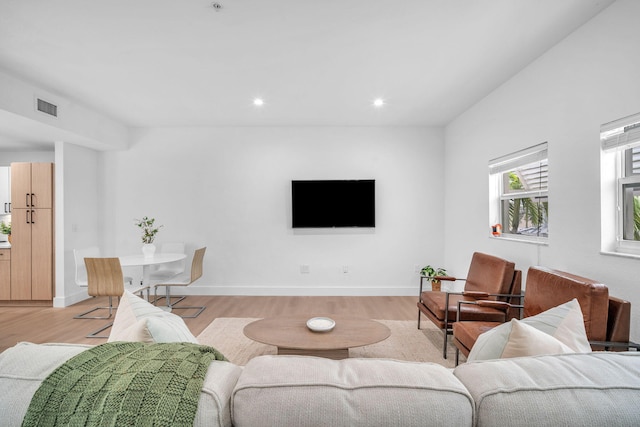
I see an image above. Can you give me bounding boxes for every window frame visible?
[601,113,640,257]
[489,142,549,244]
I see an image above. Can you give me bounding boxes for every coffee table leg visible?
[277,347,349,360]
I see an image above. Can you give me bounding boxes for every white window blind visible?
[601,112,640,152]
[488,142,548,174]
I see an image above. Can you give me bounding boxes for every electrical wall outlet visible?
[342,265,349,274]
[300,264,310,274]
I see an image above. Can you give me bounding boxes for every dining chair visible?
[148,242,186,282]
[74,246,133,288]
[153,247,206,318]
[74,257,127,338]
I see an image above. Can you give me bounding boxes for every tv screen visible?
[291,180,375,228]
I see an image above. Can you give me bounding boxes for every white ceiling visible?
[0,0,613,140]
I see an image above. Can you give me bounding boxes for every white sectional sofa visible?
[1,342,639,426]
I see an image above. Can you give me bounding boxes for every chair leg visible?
[74,296,116,319]
[168,305,206,318]
[443,327,448,359]
[417,310,421,329]
[86,322,113,339]
[455,346,460,366]
[152,284,205,318]
[153,295,186,308]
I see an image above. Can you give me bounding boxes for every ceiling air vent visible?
[36,98,58,117]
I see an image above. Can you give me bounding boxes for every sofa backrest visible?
[524,266,609,341]
[464,252,516,295]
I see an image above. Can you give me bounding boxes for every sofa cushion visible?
[454,352,640,426]
[468,298,591,361]
[108,290,198,343]
[0,343,89,427]
[501,319,574,358]
[232,355,474,427]
[0,342,242,427]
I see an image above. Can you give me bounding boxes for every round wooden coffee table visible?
[243,316,391,359]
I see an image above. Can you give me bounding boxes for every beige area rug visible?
[196,318,462,368]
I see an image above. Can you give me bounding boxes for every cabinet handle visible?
[26,210,30,224]
[31,193,35,207]
[31,210,35,224]
[26,193,30,207]
[3,203,6,213]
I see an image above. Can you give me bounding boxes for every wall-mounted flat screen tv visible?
[291,180,375,228]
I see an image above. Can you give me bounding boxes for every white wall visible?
[101,126,444,296]
[444,0,640,340]
[0,68,129,150]
[55,142,101,307]
[0,151,54,166]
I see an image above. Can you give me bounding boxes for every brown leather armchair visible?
[452,266,637,365]
[417,252,522,359]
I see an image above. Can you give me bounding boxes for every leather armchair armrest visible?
[461,291,490,299]
[434,276,458,282]
[475,300,512,310]
[419,277,464,294]
[455,299,524,322]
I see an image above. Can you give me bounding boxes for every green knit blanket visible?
[22,342,227,427]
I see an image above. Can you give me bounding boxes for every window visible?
[489,142,548,242]
[621,146,640,241]
[601,113,640,256]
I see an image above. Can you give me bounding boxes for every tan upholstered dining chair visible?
[74,246,133,288]
[74,257,127,338]
[153,247,206,318]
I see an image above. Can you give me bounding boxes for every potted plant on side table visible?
[420,265,448,292]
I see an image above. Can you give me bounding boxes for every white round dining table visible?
[119,252,187,288]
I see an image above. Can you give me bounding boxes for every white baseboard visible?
[177,285,418,297]
[53,289,90,308]
[53,285,417,307]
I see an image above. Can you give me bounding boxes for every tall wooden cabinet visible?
[9,163,54,301]
[0,249,10,300]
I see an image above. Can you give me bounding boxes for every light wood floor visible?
[0,295,418,353]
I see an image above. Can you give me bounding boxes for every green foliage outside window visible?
[634,197,640,240]
[506,172,548,236]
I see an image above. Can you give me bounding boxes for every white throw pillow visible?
[108,290,199,344]
[467,298,591,362]
[501,319,574,358]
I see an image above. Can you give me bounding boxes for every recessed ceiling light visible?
[253,98,264,107]
[373,98,385,108]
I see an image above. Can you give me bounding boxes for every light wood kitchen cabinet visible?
[11,163,52,209]
[9,162,54,301]
[0,249,10,300]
